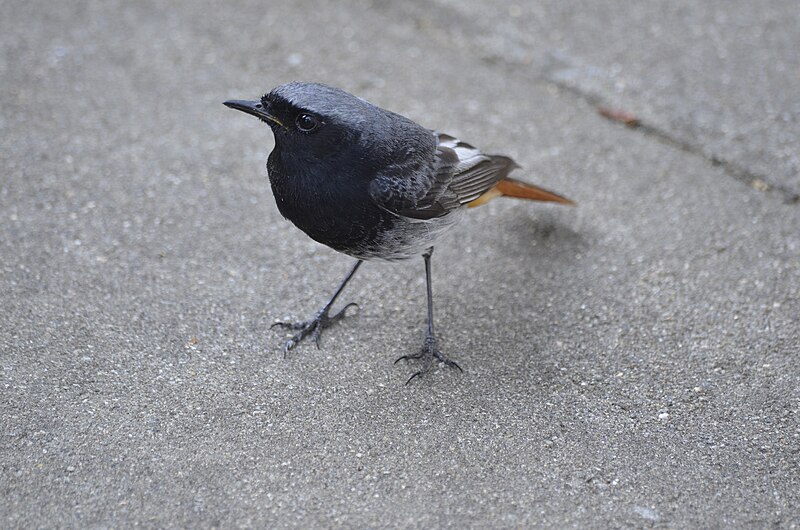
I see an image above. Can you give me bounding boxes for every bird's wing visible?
[436,133,519,204]
[369,140,461,220]
[369,132,518,220]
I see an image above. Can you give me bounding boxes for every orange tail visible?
[468,177,575,207]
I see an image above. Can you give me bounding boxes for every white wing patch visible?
[436,132,518,205]
[436,133,490,174]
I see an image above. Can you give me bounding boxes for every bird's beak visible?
[223,99,285,128]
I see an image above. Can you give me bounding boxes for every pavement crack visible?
[540,52,800,205]
[381,0,800,205]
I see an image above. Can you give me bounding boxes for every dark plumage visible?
[224,82,573,382]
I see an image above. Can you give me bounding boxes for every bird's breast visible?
[267,155,386,253]
[266,150,462,260]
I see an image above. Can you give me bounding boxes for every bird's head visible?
[224,82,387,167]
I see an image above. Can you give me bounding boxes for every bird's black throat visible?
[266,142,391,257]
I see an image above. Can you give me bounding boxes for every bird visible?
[224,82,574,383]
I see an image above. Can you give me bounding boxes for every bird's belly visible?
[345,210,463,261]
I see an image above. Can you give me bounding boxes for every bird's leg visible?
[395,248,463,383]
[271,260,363,354]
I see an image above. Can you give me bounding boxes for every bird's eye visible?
[295,113,320,132]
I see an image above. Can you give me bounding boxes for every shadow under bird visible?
[224,82,574,383]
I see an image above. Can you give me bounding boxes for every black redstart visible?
[224,82,573,383]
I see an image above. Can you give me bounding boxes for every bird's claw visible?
[395,336,462,384]
[271,303,360,354]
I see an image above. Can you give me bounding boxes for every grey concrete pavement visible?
[399,0,800,198]
[1,0,798,528]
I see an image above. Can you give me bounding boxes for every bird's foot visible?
[271,302,359,354]
[394,335,463,384]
